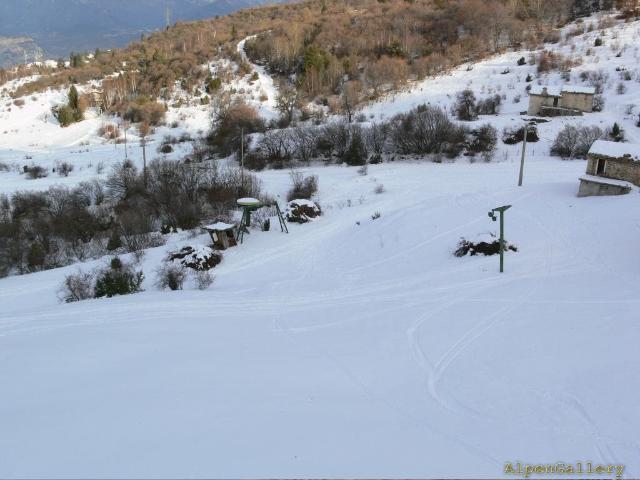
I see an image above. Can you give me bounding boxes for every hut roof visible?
[589,140,640,161]
[530,85,595,96]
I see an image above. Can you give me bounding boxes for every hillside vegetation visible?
[1,0,631,116]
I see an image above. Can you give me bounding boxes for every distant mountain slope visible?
[0,0,286,63]
[0,36,43,68]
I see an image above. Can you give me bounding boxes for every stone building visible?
[577,140,640,197]
[528,85,595,116]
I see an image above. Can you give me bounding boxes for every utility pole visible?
[123,121,128,160]
[488,205,512,273]
[518,124,528,187]
[240,127,245,193]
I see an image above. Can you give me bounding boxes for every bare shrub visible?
[255,129,293,167]
[159,143,173,154]
[592,94,605,112]
[287,172,318,201]
[118,210,161,252]
[468,124,498,160]
[56,162,74,177]
[453,89,478,121]
[59,270,95,303]
[207,98,264,157]
[477,94,502,115]
[390,104,466,157]
[193,270,214,290]
[123,101,165,126]
[289,127,317,163]
[155,263,188,290]
[343,126,368,166]
[317,122,350,160]
[98,123,120,140]
[24,165,48,179]
[550,125,603,159]
[537,50,575,73]
[581,70,609,94]
[364,122,389,162]
[502,125,539,144]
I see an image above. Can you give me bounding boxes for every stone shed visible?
[577,140,640,197]
[528,85,595,116]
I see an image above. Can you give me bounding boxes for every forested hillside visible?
[3,0,632,110]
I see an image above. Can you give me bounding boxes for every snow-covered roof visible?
[530,85,562,96]
[530,85,595,96]
[203,222,236,231]
[562,85,596,94]
[288,199,317,207]
[588,140,640,161]
[580,174,634,189]
[237,197,261,206]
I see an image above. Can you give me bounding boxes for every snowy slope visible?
[2,159,640,477]
[2,12,640,479]
[361,14,640,144]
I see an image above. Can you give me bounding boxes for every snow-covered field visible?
[2,13,640,479]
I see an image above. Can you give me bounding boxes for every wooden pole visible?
[142,139,147,188]
[518,124,528,187]
[240,127,244,192]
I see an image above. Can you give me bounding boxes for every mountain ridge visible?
[0,0,286,64]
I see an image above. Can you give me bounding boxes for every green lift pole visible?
[488,205,512,273]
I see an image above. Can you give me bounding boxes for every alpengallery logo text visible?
[504,461,625,478]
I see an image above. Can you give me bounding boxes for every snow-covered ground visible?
[236,34,279,120]
[2,13,640,479]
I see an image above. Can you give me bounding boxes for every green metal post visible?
[488,205,511,273]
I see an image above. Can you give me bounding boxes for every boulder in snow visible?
[168,245,222,271]
[285,199,321,224]
[454,233,517,257]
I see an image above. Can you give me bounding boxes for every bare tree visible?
[275,82,300,125]
[341,81,360,123]
[139,122,150,188]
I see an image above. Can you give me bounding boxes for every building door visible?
[596,158,606,175]
[553,97,559,107]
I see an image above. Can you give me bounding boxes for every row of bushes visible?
[0,159,262,278]
[550,124,603,159]
[452,90,502,121]
[549,122,627,160]
[236,104,498,169]
[61,253,216,303]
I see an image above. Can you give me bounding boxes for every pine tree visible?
[68,85,79,111]
[612,122,620,137]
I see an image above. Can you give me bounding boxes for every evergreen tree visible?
[68,85,79,111]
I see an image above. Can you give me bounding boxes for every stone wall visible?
[528,92,594,115]
[578,178,631,197]
[561,92,593,113]
[586,153,640,186]
[527,94,556,115]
